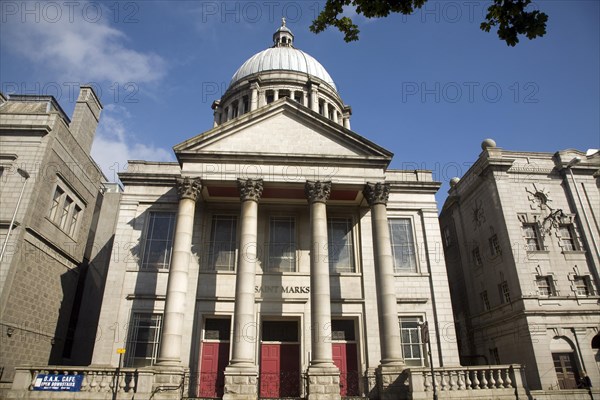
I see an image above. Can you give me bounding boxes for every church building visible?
[90,22,462,399]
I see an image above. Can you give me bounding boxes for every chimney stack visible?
[70,86,103,154]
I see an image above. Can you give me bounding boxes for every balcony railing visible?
[407,364,528,399]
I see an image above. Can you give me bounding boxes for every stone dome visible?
[228,21,337,91]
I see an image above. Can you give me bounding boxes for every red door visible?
[198,342,230,398]
[332,343,359,396]
[260,343,300,398]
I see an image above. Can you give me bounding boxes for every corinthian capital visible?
[364,182,390,206]
[305,181,332,204]
[238,178,263,202]
[176,177,202,201]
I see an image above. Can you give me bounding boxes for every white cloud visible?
[1,1,166,84]
[91,105,174,183]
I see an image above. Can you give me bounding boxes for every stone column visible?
[324,102,329,119]
[223,179,263,400]
[250,83,258,111]
[363,182,404,400]
[310,83,320,113]
[305,181,341,400]
[157,177,201,366]
[274,89,279,101]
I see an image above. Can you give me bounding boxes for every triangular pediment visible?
[174,99,392,165]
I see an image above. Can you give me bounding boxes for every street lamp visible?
[0,168,30,263]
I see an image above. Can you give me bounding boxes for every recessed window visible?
[523,223,542,251]
[266,91,274,104]
[206,215,237,271]
[69,205,82,236]
[294,91,303,103]
[399,317,424,366]
[489,347,500,364]
[141,212,176,270]
[204,318,231,341]
[328,217,355,273]
[268,217,296,272]
[559,224,577,251]
[442,226,452,247]
[472,246,483,266]
[499,281,510,303]
[536,276,555,296]
[331,320,355,341]
[48,187,64,221]
[126,313,162,367]
[489,234,501,256]
[388,219,417,273]
[481,291,490,311]
[574,276,592,296]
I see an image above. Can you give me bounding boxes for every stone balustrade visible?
[408,364,528,399]
[9,365,158,399]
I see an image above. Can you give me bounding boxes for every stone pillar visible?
[305,181,341,400]
[274,89,279,101]
[227,105,233,121]
[303,90,309,108]
[310,83,320,113]
[157,177,201,366]
[364,182,405,400]
[250,83,258,111]
[324,102,330,119]
[223,179,263,400]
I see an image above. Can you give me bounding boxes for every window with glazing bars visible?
[559,224,577,251]
[399,317,423,366]
[388,219,417,273]
[499,281,511,303]
[523,223,542,251]
[141,212,176,269]
[328,217,355,273]
[268,217,296,272]
[536,276,554,296]
[126,313,162,367]
[574,276,591,296]
[207,215,237,271]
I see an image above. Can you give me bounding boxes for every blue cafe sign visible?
[33,374,83,391]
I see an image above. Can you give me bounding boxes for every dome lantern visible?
[273,17,294,47]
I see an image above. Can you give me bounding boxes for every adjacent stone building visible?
[0,87,120,388]
[440,139,600,399]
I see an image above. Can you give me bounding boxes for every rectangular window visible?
[389,219,417,273]
[472,246,483,266]
[141,212,176,269]
[49,187,64,221]
[499,281,511,303]
[489,234,501,256]
[523,223,542,251]
[442,226,452,247]
[60,196,73,229]
[559,224,577,251]
[268,217,296,272]
[69,205,82,236]
[204,318,231,341]
[207,215,237,271]
[126,313,162,367]
[399,317,423,366]
[481,291,490,311]
[328,218,355,273]
[536,276,554,296]
[331,320,356,341]
[489,347,500,364]
[574,276,591,296]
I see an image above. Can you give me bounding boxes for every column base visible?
[223,365,258,400]
[307,364,341,400]
[376,364,409,400]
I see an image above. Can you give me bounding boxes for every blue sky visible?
[1,0,598,204]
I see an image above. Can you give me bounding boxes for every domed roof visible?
[228,20,337,91]
[229,47,337,90]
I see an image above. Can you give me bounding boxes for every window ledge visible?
[562,250,585,255]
